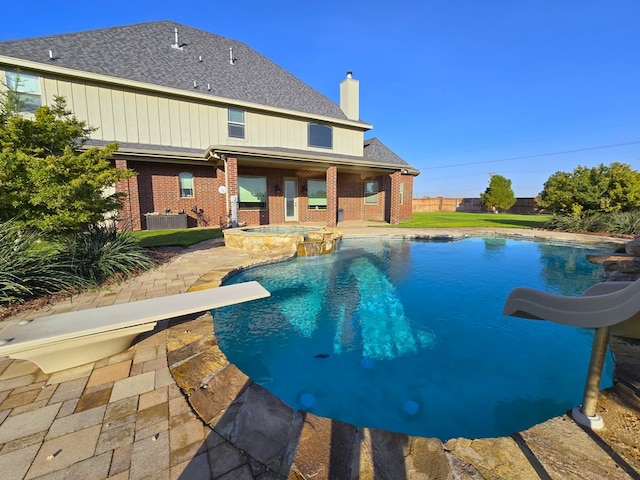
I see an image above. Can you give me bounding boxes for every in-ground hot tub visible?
[223,225,342,255]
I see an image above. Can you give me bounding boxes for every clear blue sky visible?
[2,1,639,198]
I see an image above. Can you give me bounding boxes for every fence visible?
[412,197,539,214]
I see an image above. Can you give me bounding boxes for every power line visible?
[419,140,640,170]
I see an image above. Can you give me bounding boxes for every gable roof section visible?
[364,137,417,172]
[0,21,355,122]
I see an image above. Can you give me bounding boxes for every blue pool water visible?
[214,237,615,440]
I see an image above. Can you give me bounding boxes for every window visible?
[179,172,194,198]
[307,179,327,210]
[228,108,245,138]
[239,176,267,209]
[308,123,332,149]
[400,182,405,205]
[5,70,41,113]
[364,180,378,204]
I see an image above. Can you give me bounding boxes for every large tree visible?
[0,90,133,233]
[480,174,516,213]
[537,162,640,214]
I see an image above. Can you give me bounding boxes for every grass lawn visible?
[130,227,224,248]
[128,213,552,248]
[395,212,553,229]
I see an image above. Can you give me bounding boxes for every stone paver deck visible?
[0,224,639,479]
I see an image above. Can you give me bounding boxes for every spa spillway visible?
[223,225,342,256]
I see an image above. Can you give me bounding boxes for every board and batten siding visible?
[33,73,364,156]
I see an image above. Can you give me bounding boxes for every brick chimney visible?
[340,71,359,121]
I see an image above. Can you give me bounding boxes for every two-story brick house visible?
[0,21,418,230]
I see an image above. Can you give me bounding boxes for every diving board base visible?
[571,406,604,430]
[6,323,157,374]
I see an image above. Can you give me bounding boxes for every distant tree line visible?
[483,162,640,234]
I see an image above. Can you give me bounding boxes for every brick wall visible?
[117,159,411,229]
[388,172,401,224]
[235,165,344,226]
[119,161,223,229]
[234,168,395,226]
[326,166,338,227]
[114,159,142,230]
[399,175,414,221]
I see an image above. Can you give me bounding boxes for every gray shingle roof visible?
[0,20,350,121]
[364,137,413,168]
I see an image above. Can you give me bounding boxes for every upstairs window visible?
[307,179,327,210]
[364,180,379,204]
[308,123,332,149]
[179,172,194,198]
[5,70,41,113]
[228,108,245,138]
[239,176,267,209]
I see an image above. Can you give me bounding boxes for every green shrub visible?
[601,210,640,235]
[544,210,640,235]
[61,224,156,284]
[544,212,605,233]
[0,220,80,305]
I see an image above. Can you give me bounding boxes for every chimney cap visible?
[346,71,353,79]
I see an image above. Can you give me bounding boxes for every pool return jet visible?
[503,278,640,429]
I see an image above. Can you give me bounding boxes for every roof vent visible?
[172,28,183,50]
[207,83,211,91]
[193,80,198,88]
[198,55,202,62]
[48,49,56,61]
[229,47,236,65]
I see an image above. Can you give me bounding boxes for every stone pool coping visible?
[0,224,639,479]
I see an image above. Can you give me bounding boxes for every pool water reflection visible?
[214,237,615,440]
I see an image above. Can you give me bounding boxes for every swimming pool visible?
[214,237,615,440]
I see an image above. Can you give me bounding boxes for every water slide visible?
[502,278,640,429]
[503,279,640,339]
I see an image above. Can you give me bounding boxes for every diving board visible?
[0,281,270,374]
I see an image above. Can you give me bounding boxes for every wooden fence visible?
[412,197,539,214]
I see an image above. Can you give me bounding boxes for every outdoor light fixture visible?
[274,184,281,194]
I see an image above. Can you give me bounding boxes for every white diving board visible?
[0,281,270,374]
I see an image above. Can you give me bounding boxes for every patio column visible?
[115,159,141,231]
[226,156,238,226]
[389,171,402,225]
[326,165,338,227]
